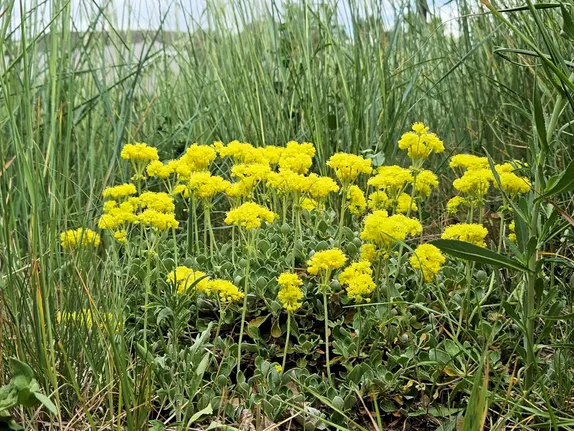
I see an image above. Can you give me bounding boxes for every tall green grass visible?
[1,0,573,429]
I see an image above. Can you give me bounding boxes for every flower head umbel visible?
[208,279,244,303]
[178,144,218,173]
[442,223,488,247]
[168,266,209,295]
[410,244,446,282]
[121,142,159,162]
[449,154,489,171]
[102,183,137,200]
[338,261,376,302]
[446,196,468,215]
[187,172,231,200]
[414,170,439,198]
[326,153,372,183]
[307,248,347,276]
[60,228,101,248]
[278,141,315,174]
[347,185,367,216]
[398,123,445,162]
[493,164,530,196]
[277,272,304,312]
[453,169,492,200]
[306,174,340,201]
[360,212,422,250]
[368,165,412,198]
[225,202,276,230]
[508,220,517,242]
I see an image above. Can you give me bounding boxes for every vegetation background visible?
[1,0,574,429]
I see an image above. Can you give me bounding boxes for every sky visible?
[11,0,459,35]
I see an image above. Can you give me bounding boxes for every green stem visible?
[336,184,348,244]
[192,198,199,253]
[355,306,361,359]
[282,313,291,371]
[322,288,332,383]
[236,232,253,381]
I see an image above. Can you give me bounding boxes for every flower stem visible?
[236,232,253,381]
[282,313,291,372]
[336,184,348,244]
[322,288,332,383]
[192,198,199,253]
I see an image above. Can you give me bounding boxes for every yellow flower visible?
[410,244,446,282]
[398,123,444,160]
[224,202,276,230]
[98,200,139,230]
[168,266,209,294]
[414,170,439,198]
[307,248,347,275]
[495,172,531,195]
[278,141,315,174]
[188,172,231,200]
[360,243,378,263]
[262,146,284,165]
[368,165,413,196]
[368,190,389,210]
[339,261,376,302]
[509,220,516,242]
[266,170,310,194]
[226,179,256,199]
[360,212,422,249]
[208,279,244,303]
[60,228,101,248]
[395,193,418,214]
[138,210,179,230]
[178,144,218,172]
[453,169,492,199]
[449,154,489,171]
[301,197,322,212]
[326,153,372,182]
[173,184,190,198]
[306,174,340,200]
[218,140,267,164]
[138,192,176,213]
[347,185,367,216]
[113,230,128,244]
[120,142,159,162]
[277,272,304,312]
[146,160,178,179]
[446,196,468,214]
[442,223,488,247]
[102,183,137,200]
[231,163,272,182]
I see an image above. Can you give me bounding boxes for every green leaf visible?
[33,392,57,415]
[430,240,530,272]
[8,360,34,383]
[542,158,574,197]
[195,353,210,377]
[533,87,548,152]
[561,4,574,40]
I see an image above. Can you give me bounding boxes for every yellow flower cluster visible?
[208,279,244,303]
[187,172,231,200]
[509,220,516,242]
[338,261,375,302]
[146,160,179,179]
[60,228,101,248]
[398,122,445,160]
[98,192,178,233]
[167,266,209,294]
[326,153,372,183]
[360,211,422,249]
[360,243,378,263]
[409,244,446,282]
[307,248,347,275]
[102,183,137,200]
[367,190,389,210]
[414,170,439,198]
[216,140,268,164]
[278,141,316,174]
[453,169,492,199]
[496,171,531,195]
[446,196,468,214]
[301,197,321,212]
[277,272,304,312]
[225,202,276,230]
[368,165,413,197]
[449,154,489,171]
[306,174,340,201]
[347,185,367,216]
[120,142,159,162]
[441,223,488,247]
[178,144,218,173]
